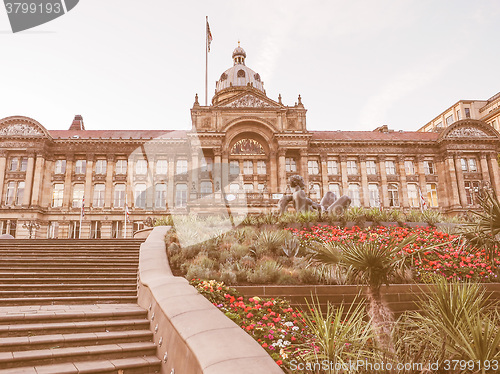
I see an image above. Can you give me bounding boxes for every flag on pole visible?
[419,188,427,211]
[206,18,213,52]
[80,195,85,219]
[125,196,131,223]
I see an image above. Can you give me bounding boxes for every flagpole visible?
[205,16,208,106]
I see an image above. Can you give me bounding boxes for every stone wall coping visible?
[138,226,283,374]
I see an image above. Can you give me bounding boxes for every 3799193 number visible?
[5,2,62,14]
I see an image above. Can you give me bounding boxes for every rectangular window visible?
[90,221,101,239]
[348,184,360,207]
[155,183,167,208]
[115,160,127,175]
[69,221,80,239]
[95,160,107,175]
[20,158,28,172]
[285,158,296,173]
[388,183,399,207]
[366,161,377,175]
[368,184,379,207]
[135,159,148,175]
[258,183,265,192]
[424,161,435,175]
[200,157,213,172]
[93,184,106,208]
[229,160,240,175]
[156,159,168,175]
[75,160,86,174]
[72,184,84,208]
[244,183,254,192]
[15,181,24,206]
[327,160,339,175]
[404,160,415,175]
[47,221,59,239]
[9,157,19,171]
[407,184,419,208]
[200,181,213,197]
[328,183,340,199]
[436,122,443,129]
[456,110,461,120]
[464,181,479,205]
[54,160,66,174]
[112,221,123,239]
[427,183,438,207]
[5,182,16,206]
[114,184,126,207]
[347,160,358,175]
[52,184,64,207]
[465,108,470,118]
[310,183,321,197]
[243,160,253,175]
[134,183,146,208]
[257,160,266,174]
[446,114,454,126]
[468,158,477,172]
[175,183,188,208]
[229,183,240,194]
[460,158,468,172]
[385,160,396,175]
[176,159,188,175]
[308,160,319,175]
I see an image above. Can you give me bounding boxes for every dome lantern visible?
[232,41,246,65]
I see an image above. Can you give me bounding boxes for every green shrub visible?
[186,264,214,280]
[247,260,282,284]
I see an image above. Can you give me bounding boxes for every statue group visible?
[278,175,351,214]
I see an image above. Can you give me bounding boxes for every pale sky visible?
[0,0,499,132]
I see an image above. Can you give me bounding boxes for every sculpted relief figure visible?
[278,175,351,214]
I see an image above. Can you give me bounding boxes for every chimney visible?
[69,115,85,131]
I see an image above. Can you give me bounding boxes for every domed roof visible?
[215,44,265,94]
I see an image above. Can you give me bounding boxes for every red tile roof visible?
[49,130,188,140]
[311,131,439,141]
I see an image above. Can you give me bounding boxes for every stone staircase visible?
[0,239,161,374]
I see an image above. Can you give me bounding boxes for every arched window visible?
[388,183,399,207]
[175,184,188,208]
[231,139,265,155]
[134,183,146,208]
[348,184,361,207]
[155,183,167,208]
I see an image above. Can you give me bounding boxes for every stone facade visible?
[1,46,499,239]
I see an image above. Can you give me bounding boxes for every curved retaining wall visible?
[137,226,283,374]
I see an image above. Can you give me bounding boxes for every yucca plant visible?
[296,296,374,373]
[460,188,500,268]
[399,278,500,372]
[308,234,440,359]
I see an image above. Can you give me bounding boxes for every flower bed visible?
[190,279,308,369]
[289,225,500,282]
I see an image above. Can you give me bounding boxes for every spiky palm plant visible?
[308,234,438,360]
[297,296,374,373]
[460,188,500,268]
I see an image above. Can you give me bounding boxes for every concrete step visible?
[0,296,138,306]
[0,277,137,284]
[0,356,161,374]
[0,267,138,273]
[0,330,154,352]
[0,341,157,369]
[0,284,137,291]
[0,305,147,325]
[0,272,138,279]
[0,289,137,297]
[0,319,150,338]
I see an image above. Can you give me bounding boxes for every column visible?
[31,153,46,207]
[213,149,222,200]
[480,152,491,185]
[435,155,449,209]
[105,155,115,208]
[278,149,287,193]
[167,156,175,210]
[299,149,309,191]
[340,155,348,195]
[190,151,199,200]
[378,156,389,208]
[269,151,277,194]
[445,153,461,209]
[398,156,409,208]
[454,155,467,207]
[62,155,74,208]
[487,152,500,195]
[221,151,229,194]
[319,153,328,198]
[40,158,54,208]
[22,153,35,207]
[0,151,7,205]
[416,156,428,203]
[84,154,94,207]
[359,156,369,207]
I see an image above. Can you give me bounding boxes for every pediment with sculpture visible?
[217,92,281,109]
[0,116,51,138]
[441,119,499,140]
[230,138,265,155]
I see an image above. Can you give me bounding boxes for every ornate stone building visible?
[1,45,499,238]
